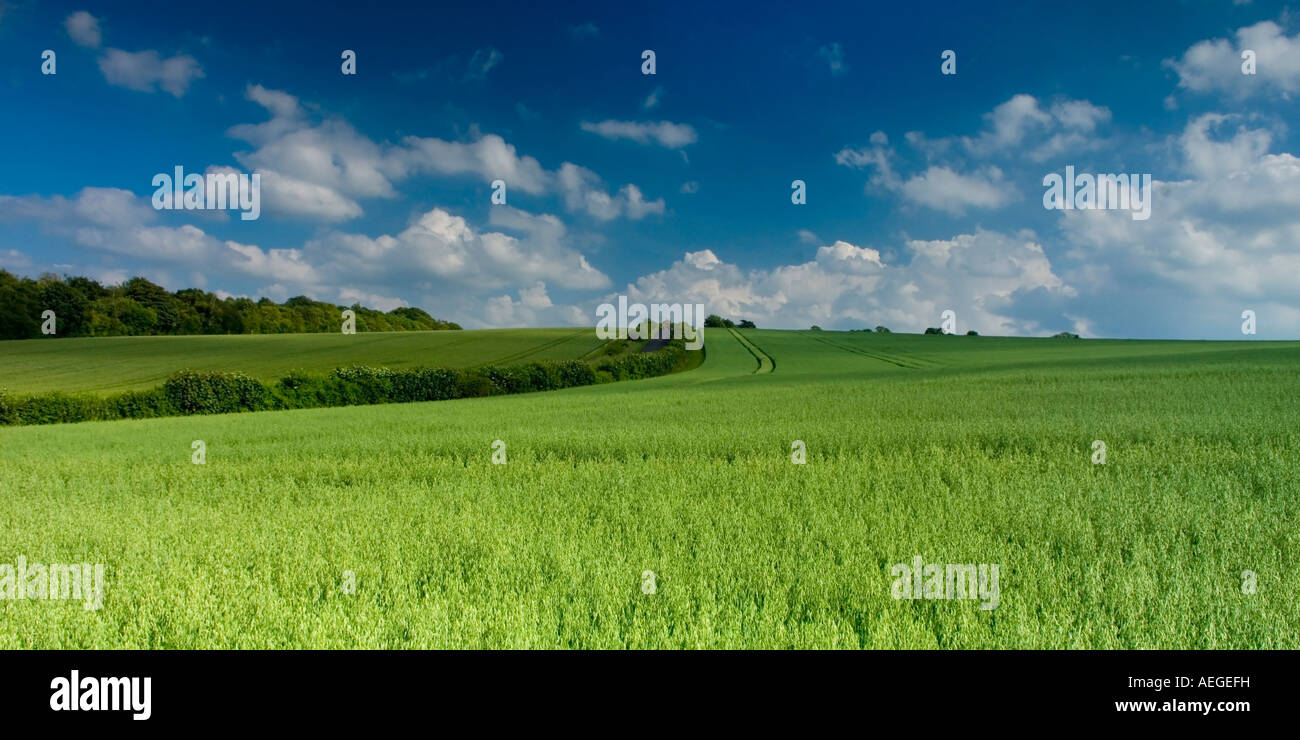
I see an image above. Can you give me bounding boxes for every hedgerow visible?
[0,348,677,426]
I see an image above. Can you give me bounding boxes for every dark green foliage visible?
[1053,331,1081,339]
[704,314,735,329]
[737,319,756,329]
[594,344,686,381]
[924,327,944,335]
[0,270,461,340]
[966,330,979,336]
[164,370,270,415]
[0,357,643,426]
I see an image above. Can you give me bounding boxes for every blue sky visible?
[1,0,1298,338]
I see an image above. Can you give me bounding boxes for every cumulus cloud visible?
[836,132,1013,213]
[610,230,1071,335]
[580,120,698,149]
[959,94,1111,160]
[1040,114,1300,337]
[222,85,661,223]
[899,166,1016,214]
[0,188,610,328]
[1168,20,1300,99]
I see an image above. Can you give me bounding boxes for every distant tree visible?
[1052,331,1080,339]
[966,330,978,336]
[810,325,823,331]
[0,270,460,339]
[874,325,891,334]
[924,327,944,335]
[737,319,756,329]
[704,314,727,328]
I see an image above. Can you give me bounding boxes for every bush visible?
[108,388,173,419]
[0,389,16,425]
[966,330,979,336]
[1052,331,1081,339]
[596,344,685,381]
[15,392,106,425]
[874,326,891,334]
[924,327,944,335]
[163,369,269,414]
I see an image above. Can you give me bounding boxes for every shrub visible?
[163,369,269,414]
[0,389,16,425]
[108,388,173,419]
[874,326,891,334]
[15,392,106,425]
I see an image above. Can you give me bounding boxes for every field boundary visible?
[487,328,595,366]
[808,334,938,369]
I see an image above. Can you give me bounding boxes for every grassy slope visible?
[0,328,604,394]
[1,329,1297,648]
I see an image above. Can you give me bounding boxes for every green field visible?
[1,329,1297,648]
[0,328,605,394]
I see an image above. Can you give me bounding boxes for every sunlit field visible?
[0,328,603,394]
[1,329,1296,648]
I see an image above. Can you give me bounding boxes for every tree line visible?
[0,271,461,339]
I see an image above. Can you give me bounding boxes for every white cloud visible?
[1168,20,1300,99]
[98,48,204,96]
[960,94,1111,160]
[899,166,1016,214]
[611,230,1070,335]
[224,85,660,223]
[1047,114,1300,336]
[580,120,698,149]
[396,132,550,194]
[0,188,610,328]
[556,163,665,221]
[834,131,900,189]
[64,11,101,48]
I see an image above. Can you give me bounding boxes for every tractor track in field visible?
[808,334,938,369]
[488,329,593,365]
[728,328,775,373]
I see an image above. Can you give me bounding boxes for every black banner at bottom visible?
[0,650,1286,729]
